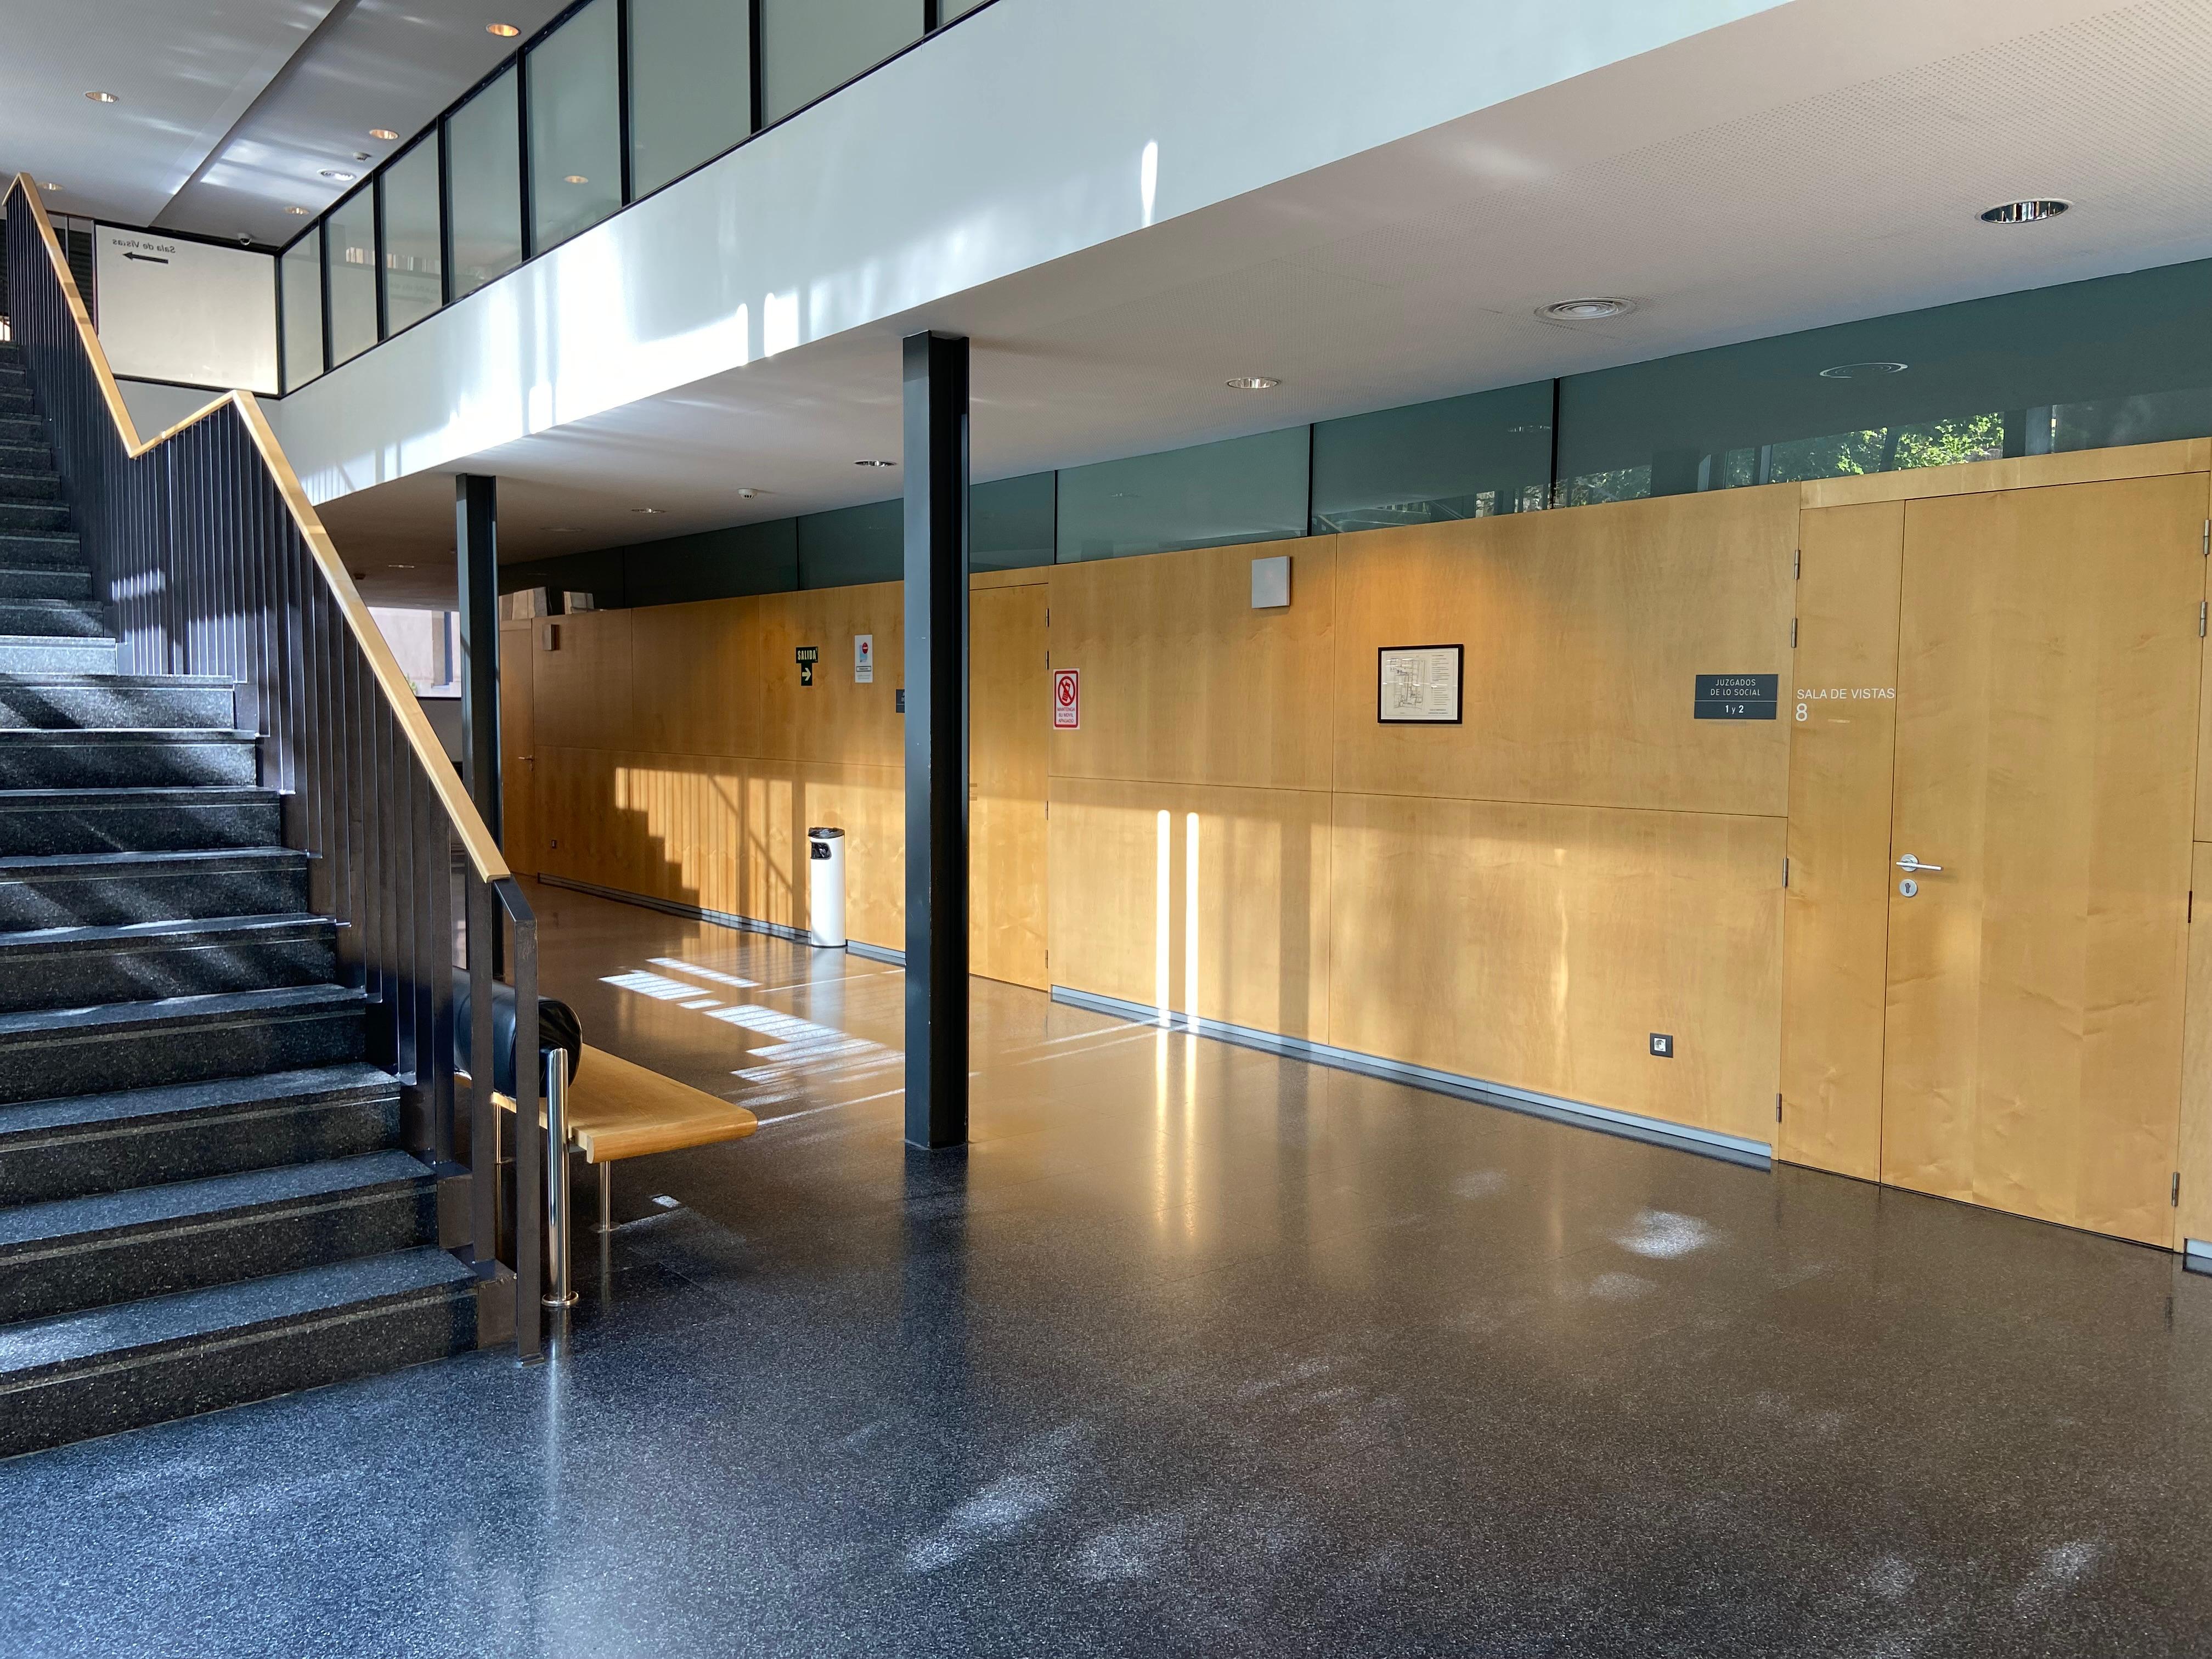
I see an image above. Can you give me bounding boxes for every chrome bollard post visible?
[543,1046,579,1315]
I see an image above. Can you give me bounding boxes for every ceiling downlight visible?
[84,91,118,104]
[1979,199,2069,224]
[1819,360,1909,380]
[487,21,521,36]
[1539,297,1636,321]
[1226,375,1281,391]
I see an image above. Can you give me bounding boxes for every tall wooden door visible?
[970,584,1049,989]
[499,620,538,878]
[1880,475,2205,1244]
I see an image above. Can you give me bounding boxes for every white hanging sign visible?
[854,634,874,683]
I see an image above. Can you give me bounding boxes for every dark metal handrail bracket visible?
[2,173,545,1362]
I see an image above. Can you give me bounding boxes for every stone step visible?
[0,387,30,416]
[0,499,68,534]
[0,1062,398,1206]
[0,598,108,638]
[0,417,43,447]
[0,444,54,475]
[0,728,256,789]
[0,785,283,856]
[0,532,83,568]
[0,1247,477,1459]
[0,1149,437,1325]
[0,470,59,504]
[0,672,233,730]
[0,983,365,1105]
[0,913,338,1013]
[0,566,92,601]
[0,846,306,929]
[0,635,117,675]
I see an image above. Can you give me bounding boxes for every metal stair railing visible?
[1,174,545,1361]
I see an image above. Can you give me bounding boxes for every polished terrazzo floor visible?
[4,879,2211,1657]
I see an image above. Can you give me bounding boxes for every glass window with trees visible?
[527,0,622,252]
[324,189,379,367]
[447,67,523,301]
[279,229,324,392]
[379,137,443,336]
[629,0,754,197]
[760,0,921,125]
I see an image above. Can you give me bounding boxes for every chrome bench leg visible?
[543,1048,579,1313]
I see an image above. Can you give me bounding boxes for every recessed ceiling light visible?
[84,91,118,104]
[286,206,311,215]
[487,21,520,35]
[1226,375,1280,391]
[1539,297,1636,321]
[319,170,356,182]
[368,129,398,142]
[1979,199,2069,225]
[390,562,417,569]
[542,526,578,533]
[631,506,665,515]
[39,182,61,193]
[854,459,896,467]
[1819,360,1909,380]
[563,174,589,185]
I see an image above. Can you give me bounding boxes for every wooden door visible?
[499,620,538,878]
[970,584,1049,989]
[1880,475,2204,1243]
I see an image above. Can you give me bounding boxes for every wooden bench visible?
[491,1043,759,1238]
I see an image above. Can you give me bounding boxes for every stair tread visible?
[0,1149,430,1252]
[0,727,247,743]
[0,1247,471,1380]
[0,1062,395,1141]
[0,784,276,805]
[0,911,331,952]
[0,672,230,688]
[0,633,115,648]
[0,981,363,1043]
[0,847,304,878]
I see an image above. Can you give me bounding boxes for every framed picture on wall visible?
[1378,644,1463,724]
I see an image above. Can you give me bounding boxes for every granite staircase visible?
[0,338,477,1459]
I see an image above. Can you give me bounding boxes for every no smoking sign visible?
[1052,668,1080,730]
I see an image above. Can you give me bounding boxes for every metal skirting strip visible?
[537,874,909,963]
[1049,984,1774,1170]
[2186,1239,2212,1275]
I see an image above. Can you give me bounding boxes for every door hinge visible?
[1793,549,1801,579]
[1776,1093,1784,1124]
[2191,890,2196,924]
[2201,601,2208,639]
[1782,856,1790,888]
[1790,618,1798,649]
[2174,1171,2182,1207]
[2201,519,2208,557]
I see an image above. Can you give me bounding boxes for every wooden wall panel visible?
[630,598,753,759]
[1047,540,1336,792]
[749,584,905,766]
[1799,437,2210,510]
[1328,794,1784,1142]
[971,584,1050,989]
[1331,489,1797,816]
[2181,842,2212,1247]
[1048,777,1333,1040]
[1779,501,1903,1180]
[532,610,634,753]
[498,620,538,878]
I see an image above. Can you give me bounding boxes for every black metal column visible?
[902,332,969,1149]
[455,473,502,846]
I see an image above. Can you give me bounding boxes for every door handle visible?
[1895,854,1943,873]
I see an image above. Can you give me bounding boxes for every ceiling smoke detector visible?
[1820,360,1908,380]
[1226,375,1280,391]
[1539,297,1635,321]
[1979,199,2069,225]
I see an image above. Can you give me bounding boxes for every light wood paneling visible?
[630,598,754,759]
[1048,540,1337,792]
[751,584,905,766]
[970,584,1050,989]
[1328,794,1784,1142]
[1331,489,1797,816]
[1800,438,2211,509]
[498,620,538,878]
[2180,843,2212,1248]
[1880,475,2204,1244]
[533,610,634,753]
[1779,502,1904,1180]
[1049,777,1332,1040]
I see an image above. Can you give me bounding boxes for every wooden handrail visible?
[7,174,510,884]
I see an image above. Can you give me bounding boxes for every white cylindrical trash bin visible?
[806,826,847,947]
